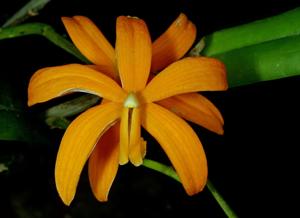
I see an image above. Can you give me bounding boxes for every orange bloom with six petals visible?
[28,14,227,205]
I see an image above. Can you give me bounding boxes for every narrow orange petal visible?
[62,16,117,77]
[116,16,151,92]
[55,102,122,205]
[72,16,115,63]
[28,64,126,106]
[88,123,120,202]
[128,107,145,166]
[142,57,228,103]
[157,93,224,135]
[129,138,146,166]
[119,107,129,165]
[151,13,196,72]
[142,103,207,195]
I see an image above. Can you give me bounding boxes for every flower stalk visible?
[143,159,238,218]
[0,23,88,62]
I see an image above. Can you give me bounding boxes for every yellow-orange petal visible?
[151,13,196,72]
[28,64,126,106]
[62,16,117,77]
[129,137,146,166]
[86,65,119,81]
[88,122,120,202]
[157,93,224,135]
[128,107,144,166]
[116,16,152,92]
[119,106,145,166]
[119,107,129,165]
[55,102,122,205]
[142,57,228,103]
[142,103,207,195]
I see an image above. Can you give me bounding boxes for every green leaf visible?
[202,7,300,56]
[44,94,100,129]
[0,154,13,173]
[45,116,70,130]
[198,7,300,87]
[0,79,48,143]
[45,94,100,118]
[0,163,8,173]
[214,35,300,87]
[0,80,30,141]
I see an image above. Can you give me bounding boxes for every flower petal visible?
[157,93,224,134]
[88,123,120,202]
[55,102,122,205]
[128,107,145,166]
[87,65,119,81]
[62,16,117,77]
[142,57,228,102]
[28,64,126,106]
[116,16,152,92]
[142,103,207,195]
[119,107,145,166]
[119,107,129,165]
[151,13,196,72]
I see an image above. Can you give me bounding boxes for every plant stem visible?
[0,23,88,63]
[143,159,238,218]
[206,180,238,218]
[2,0,51,28]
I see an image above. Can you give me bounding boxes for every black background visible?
[1,0,300,217]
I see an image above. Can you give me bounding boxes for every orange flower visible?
[28,14,227,205]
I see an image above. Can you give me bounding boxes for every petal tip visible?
[55,178,74,206]
[27,100,33,107]
[91,186,109,202]
[73,15,87,20]
[55,173,74,206]
[27,95,33,106]
[184,173,207,196]
[119,158,129,165]
[61,197,73,206]
[131,159,143,167]
[217,128,224,135]
[61,16,71,23]
[97,195,108,202]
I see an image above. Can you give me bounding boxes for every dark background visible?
[1,0,300,217]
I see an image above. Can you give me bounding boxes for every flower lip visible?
[123,92,140,108]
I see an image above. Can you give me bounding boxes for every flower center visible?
[123,92,140,108]
[119,92,146,166]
